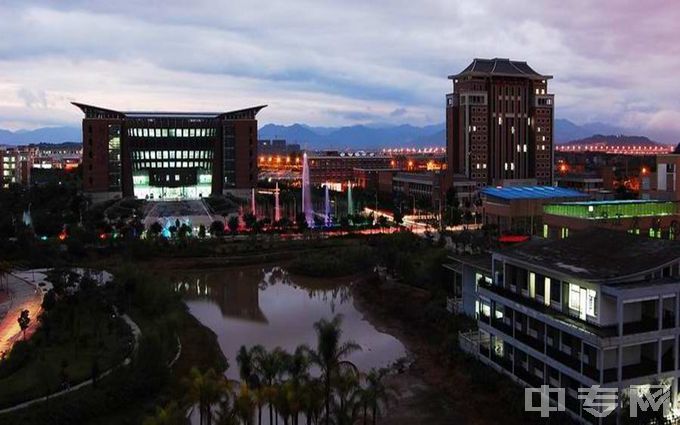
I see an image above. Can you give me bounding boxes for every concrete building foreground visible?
[448,230,680,423]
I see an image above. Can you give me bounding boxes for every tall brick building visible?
[73,103,265,201]
[446,58,554,187]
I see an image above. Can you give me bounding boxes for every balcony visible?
[622,317,659,335]
[478,282,617,338]
[621,359,657,380]
[515,330,545,353]
[546,345,581,372]
[490,317,513,336]
[603,368,618,383]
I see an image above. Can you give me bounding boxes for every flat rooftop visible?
[544,199,677,219]
[481,186,589,201]
[499,229,680,281]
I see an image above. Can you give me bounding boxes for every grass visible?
[0,311,131,409]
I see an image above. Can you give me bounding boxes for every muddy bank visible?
[351,278,553,425]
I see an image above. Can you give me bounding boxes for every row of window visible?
[132,150,214,160]
[132,161,213,170]
[127,128,217,138]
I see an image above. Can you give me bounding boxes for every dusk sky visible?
[0,0,679,142]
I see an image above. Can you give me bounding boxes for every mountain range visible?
[0,119,665,149]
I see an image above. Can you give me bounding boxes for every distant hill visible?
[0,126,81,145]
[563,134,666,147]
[554,119,631,143]
[259,123,445,149]
[0,118,662,149]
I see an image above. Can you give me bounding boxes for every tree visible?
[210,220,225,237]
[295,213,309,233]
[308,315,361,425]
[149,221,163,238]
[252,346,286,425]
[376,216,388,231]
[185,367,228,425]
[227,216,240,235]
[360,368,399,425]
[18,309,30,340]
[143,401,189,425]
[243,213,257,231]
[392,208,403,227]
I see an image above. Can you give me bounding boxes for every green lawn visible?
[0,314,131,409]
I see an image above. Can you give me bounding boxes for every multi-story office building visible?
[73,102,265,201]
[1,146,34,188]
[446,58,554,187]
[450,230,680,423]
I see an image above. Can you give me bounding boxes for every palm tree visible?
[184,367,228,425]
[237,345,266,425]
[330,366,361,425]
[307,315,361,425]
[253,346,285,425]
[360,368,399,425]
[142,401,188,425]
[233,383,257,425]
[300,378,323,425]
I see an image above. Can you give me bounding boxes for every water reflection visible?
[171,265,406,380]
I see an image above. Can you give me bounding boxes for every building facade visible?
[451,230,680,423]
[542,199,679,240]
[1,146,34,188]
[73,102,265,200]
[307,152,392,189]
[446,58,554,187]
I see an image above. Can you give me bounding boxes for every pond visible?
[173,265,407,381]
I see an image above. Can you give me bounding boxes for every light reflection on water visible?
[172,265,407,380]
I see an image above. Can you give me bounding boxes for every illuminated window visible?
[162,129,168,137]
[569,284,580,310]
[189,129,195,137]
[183,129,189,137]
[586,289,596,316]
[169,129,176,137]
[498,117,502,125]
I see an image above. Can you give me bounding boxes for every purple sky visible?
[0,1,678,142]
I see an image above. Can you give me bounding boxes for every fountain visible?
[347,180,354,216]
[274,182,281,223]
[324,183,331,226]
[251,188,257,218]
[301,152,314,227]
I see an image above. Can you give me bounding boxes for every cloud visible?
[0,1,677,143]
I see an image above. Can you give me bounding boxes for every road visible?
[0,274,43,357]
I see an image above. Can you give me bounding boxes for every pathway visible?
[0,312,142,414]
[0,274,43,357]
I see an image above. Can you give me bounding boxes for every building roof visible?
[449,58,552,80]
[498,229,680,282]
[481,186,589,201]
[72,102,267,120]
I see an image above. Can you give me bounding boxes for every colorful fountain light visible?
[301,152,314,227]
[347,180,354,216]
[324,183,331,227]
[274,182,281,223]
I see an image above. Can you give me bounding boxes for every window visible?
[569,284,580,311]
[586,289,596,316]
[550,280,560,303]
